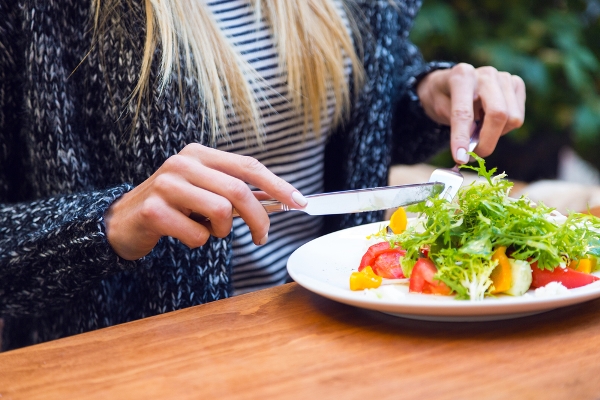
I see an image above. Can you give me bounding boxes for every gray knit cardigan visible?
[0,0,450,350]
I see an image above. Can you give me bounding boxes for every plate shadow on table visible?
[300,288,600,341]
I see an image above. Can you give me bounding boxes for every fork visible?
[428,120,482,201]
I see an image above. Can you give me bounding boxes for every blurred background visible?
[411,0,600,185]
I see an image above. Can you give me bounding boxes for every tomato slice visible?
[359,242,395,269]
[408,258,433,293]
[409,258,452,295]
[371,251,405,279]
[358,242,405,279]
[530,262,599,289]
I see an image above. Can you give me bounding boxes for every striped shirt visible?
[209,0,352,294]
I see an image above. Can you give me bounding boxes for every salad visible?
[350,155,600,300]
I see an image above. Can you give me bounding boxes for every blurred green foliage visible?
[412,0,600,180]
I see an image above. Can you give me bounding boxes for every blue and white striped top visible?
[209,0,352,294]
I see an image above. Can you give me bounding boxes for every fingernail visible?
[292,191,308,207]
[259,233,269,246]
[456,148,469,164]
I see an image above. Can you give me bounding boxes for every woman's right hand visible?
[104,143,308,260]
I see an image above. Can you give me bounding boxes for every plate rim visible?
[287,221,600,321]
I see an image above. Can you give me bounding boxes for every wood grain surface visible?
[1,283,600,400]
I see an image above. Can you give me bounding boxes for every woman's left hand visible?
[416,63,526,164]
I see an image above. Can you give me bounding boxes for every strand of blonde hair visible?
[93,0,365,145]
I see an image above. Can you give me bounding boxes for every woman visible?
[0,0,525,350]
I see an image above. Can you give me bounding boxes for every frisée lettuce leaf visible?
[381,154,600,300]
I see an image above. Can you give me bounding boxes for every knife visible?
[232,182,444,217]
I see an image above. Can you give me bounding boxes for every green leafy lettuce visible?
[382,154,600,300]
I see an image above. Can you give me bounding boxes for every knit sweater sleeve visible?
[0,186,146,317]
[389,0,453,165]
[0,3,141,317]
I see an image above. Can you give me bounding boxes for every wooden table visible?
[1,283,600,399]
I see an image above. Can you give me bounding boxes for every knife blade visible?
[232,182,444,217]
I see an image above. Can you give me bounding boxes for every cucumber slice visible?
[505,259,532,296]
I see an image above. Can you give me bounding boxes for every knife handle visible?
[190,200,293,222]
[232,200,291,218]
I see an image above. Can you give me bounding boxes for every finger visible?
[415,69,452,125]
[149,170,235,239]
[141,195,212,249]
[252,191,274,201]
[512,75,526,121]
[498,72,524,133]
[164,180,271,246]
[448,63,477,164]
[475,67,509,157]
[183,144,308,210]
[161,155,271,245]
[183,189,236,239]
[197,171,270,245]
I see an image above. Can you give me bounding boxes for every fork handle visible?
[467,119,482,153]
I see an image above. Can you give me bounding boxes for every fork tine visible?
[427,120,483,202]
[428,168,463,201]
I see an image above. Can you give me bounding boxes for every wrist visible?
[104,192,152,261]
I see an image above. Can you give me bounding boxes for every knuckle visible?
[162,154,188,173]
[498,71,512,82]
[187,229,210,248]
[240,155,265,174]
[211,200,233,221]
[509,114,525,129]
[152,173,178,194]
[452,63,475,76]
[513,75,525,86]
[139,197,165,222]
[226,179,251,202]
[181,142,204,154]
[478,66,499,77]
[211,224,232,239]
[451,108,474,122]
[512,75,526,91]
[488,108,509,124]
[273,177,288,192]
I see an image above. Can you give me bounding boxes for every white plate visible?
[287,221,600,322]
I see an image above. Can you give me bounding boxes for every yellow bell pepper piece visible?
[349,266,383,291]
[389,207,408,234]
[568,256,597,274]
[490,246,512,294]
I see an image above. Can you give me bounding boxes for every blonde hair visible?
[93,0,364,145]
